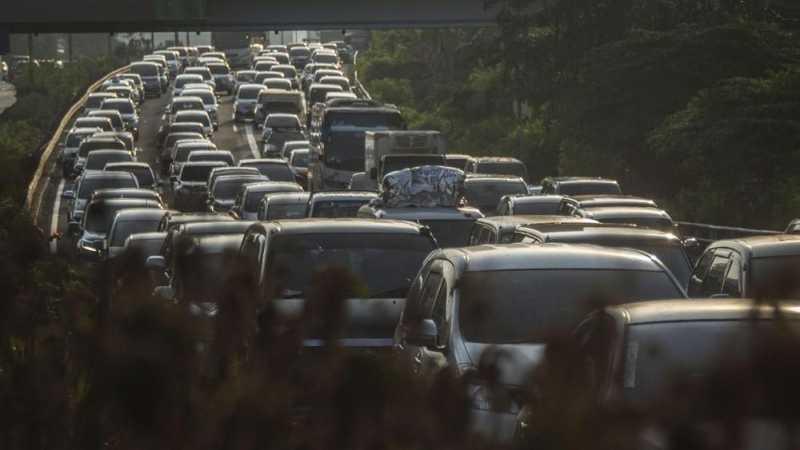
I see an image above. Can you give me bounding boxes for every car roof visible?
[508,195,564,204]
[87,149,130,156]
[265,192,311,204]
[440,243,666,273]
[81,171,136,181]
[240,158,288,165]
[113,208,168,220]
[464,174,526,184]
[182,161,227,168]
[186,234,245,254]
[172,96,204,103]
[607,299,800,324]
[252,218,425,236]
[550,177,618,184]
[181,221,255,235]
[708,234,800,258]
[126,231,167,243]
[104,162,151,169]
[532,226,682,245]
[311,191,378,201]
[580,207,672,220]
[243,181,303,193]
[368,206,483,220]
[175,110,209,117]
[213,174,267,185]
[88,92,116,98]
[477,215,596,228]
[69,127,102,135]
[188,150,232,158]
[473,156,523,164]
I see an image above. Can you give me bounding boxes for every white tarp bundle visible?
[381,165,465,208]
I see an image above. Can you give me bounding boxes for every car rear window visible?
[78,176,137,199]
[180,165,219,182]
[130,64,158,77]
[102,101,134,115]
[189,153,234,165]
[208,64,230,75]
[86,152,132,171]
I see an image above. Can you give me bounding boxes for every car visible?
[72,136,128,176]
[301,64,338,91]
[76,198,162,259]
[237,158,297,182]
[256,192,310,220]
[117,232,167,272]
[162,122,207,142]
[142,54,170,88]
[73,116,114,133]
[59,127,101,178]
[98,98,139,136]
[91,131,137,158]
[160,132,206,172]
[240,218,437,303]
[183,66,216,90]
[575,206,675,233]
[103,85,138,107]
[206,62,235,94]
[307,191,379,218]
[187,150,235,167]
[118,73,146,102]
[289,46,312,69]
[172,110,214,136]
[230,181,304,220]
[181,89,219,128]
[310,68,344,86]
[468,215,600,245]
[234,70,258,93]
[84,150,133,172]
[514,299,800,447]
[785,218,800,234]
[307,83,344,109]
[206,174,269,213]
[288,149,310,185]
[87,110,124,132]
[103,162,158,191]
[318,75,350,92]
[558,194,658,215]
[105,208,169,259]
[462,175,529,215]
[128,62,163,97]
[466,156,528,180]
[232,84,266,122]
[512,224,693,288]
[82,92,117,116]
[280,140,311,159]
[310,50,339,67]
[261,114,306,158]
[267,52,290,65]
[169,140,217,179]
[172,74,205,97]
[167,46,191,68]
[393,244,687,443]
[206,166,261,193]
[162,96,206,128]
[688,234,800,299]
[540,176,621,196]
[196,45,215,55]
[270,64,299,89]
[496,194,565,216]
[172,161,229,212]
[254,89,306,126]
[324,91,357,103]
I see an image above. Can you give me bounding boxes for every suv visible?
[128,62,163,97]
[73,136,127,177]
[261,114,306,158]
[462,175,529,215]
[206,174,269,213]
[206,62,235,94]
[393,244,686,443]
[232,84,265,122]
[82,92,117,116]
[466,156,528,180]
[104,162,157,191]
[172,161,228,212]
[496,194,565,216]
[238,158,297,182]
[77,200,162,259]
[688,234,800,299]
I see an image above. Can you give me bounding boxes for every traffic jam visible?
[55,40,800,444]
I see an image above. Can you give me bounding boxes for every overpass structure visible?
[2,0,501,33]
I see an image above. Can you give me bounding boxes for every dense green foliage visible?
[359,3,800,228]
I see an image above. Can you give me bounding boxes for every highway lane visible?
[37,89,255,254]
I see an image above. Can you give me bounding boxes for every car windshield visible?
[186,70,211,80]
[129,167,155,187]
[622,320,800,404]
[181,165,218,182]
[265,203,308,220]
[266,233,435,299]
[66,132,91,148]
[214,179,253,200]
[130,64,157,77]
[560,182,621,196]
[419,219,475,248]
[85,96,108,109]
[86,153,130,170]
[459,269,682,344]
[464,181,528,212]
[103,102,133,114]
[311,200,370,218]
[111,219,161,246]
[291,153,309,167]
[750,255,800,298]
[514,200,562,215]
[253,164,295,181]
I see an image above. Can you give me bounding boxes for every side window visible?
[478,227,495,244]
[431,284,448,345]
[468,224,483,246]
[499,230,516,244]
[702,254,730,297]
[419,271,444,317]
[688,250,715,296]
[404,261,439,322]
[722,254,742,297]
[497,201,509,216]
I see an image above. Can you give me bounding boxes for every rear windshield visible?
[86,153,131,171]
[187,91,216,106]
[261,102,301,116]
[476,162,527,178]
[266,116,301,128]
[314,54,338,64]
[254,164,295,182]
[130,64,158,77]
[176,77,202,88]
[111,219,161,246]
[78,176,137,200]
[420,219,475,248]
[311,200,371,218]
[238,87,262,100]
[186,69,211,80]
[237,72,256,82]
[79,140,125,157]
[102,101,134,114]
[265,203,308,220]
[129,167,155,187]
[172,101,204,112]
[290,48,311,57]
[214,179,251,200]
[189,153,233,165]
[85,96,110,109]
[75,119,111,131]
[459,269,682,344]
[208,65,229,75]
[175,114,210,127]
[514,200,562,215]
[180,165,218,182]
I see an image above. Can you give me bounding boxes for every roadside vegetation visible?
[357,1,800,228]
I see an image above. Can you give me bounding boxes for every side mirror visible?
[145,255,166,271]
[153,285,176,301]
[404,318,439,348]
[369,167,378,180]
[61,190,75,200]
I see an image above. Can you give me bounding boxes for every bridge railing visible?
[676,221,783,247]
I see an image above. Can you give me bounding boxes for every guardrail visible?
[24,64,130,225]
[676,221,782,246]
[352,50,372,100]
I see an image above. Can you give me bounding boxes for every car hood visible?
[463,342,546,387]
